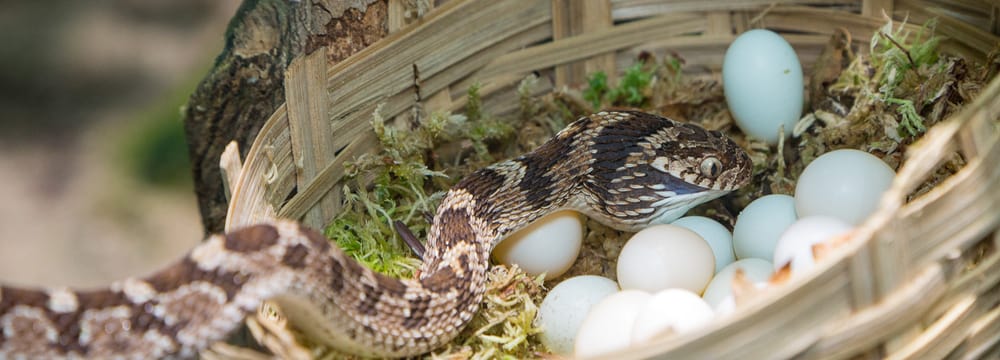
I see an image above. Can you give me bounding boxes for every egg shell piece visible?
[723,29,804,144]
[492,210,583,278]
[574,290,652,359]
[795,149,895,225]
[715,282,769,316]
[773,216,853,275]
[701,258,773,310]
[537,276,620,355]
[631,289,715,345]
[732,194,798,260]
[617,225,715,294]
[672,216,736,273]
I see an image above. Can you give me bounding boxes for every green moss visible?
[582,71,609,109]
[869,18,943,138]
[583,62,655,109]
[323,83,522,278]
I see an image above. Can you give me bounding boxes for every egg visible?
[574,290,651,358]
[773,216,853,275]
[732,194,798,260]
[723,29,804,144]
[537,276,620,355]
[701,258,773,310]
[672,216,736,273]
[617,225,715,294]
[794,149,896,225]
[631,289,715,345]
[492,210,583,278]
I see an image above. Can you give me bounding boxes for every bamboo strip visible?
[706,11,733,35]
[323,0,550,124]
[551,0,616,87]
[902,147,1000,267]
[798,264,947,359]
[286,48,338,229]
[885,295,977,359]
[419,22,552,110]
[277,131,375,220]
[761,6,922,39]
[226,105,294,231]
[220,141,243,204]
[477,13,705,80]
[863,0,895,16]
[610,0,858,20]
[954,301,1000,359]
[899,0,999,54]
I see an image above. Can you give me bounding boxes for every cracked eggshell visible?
[701,258,773,310]
[631,289,715,345]
[773,216,853,275]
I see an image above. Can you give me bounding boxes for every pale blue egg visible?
[732,194,798,260]
[672,216,735,273]
[723,29,804,144]
[794,149,896,225]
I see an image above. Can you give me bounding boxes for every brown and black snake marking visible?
[0,110,751,359]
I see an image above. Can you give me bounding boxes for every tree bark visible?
[183,0,389,234]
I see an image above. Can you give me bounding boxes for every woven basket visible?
[220,0,1000,358]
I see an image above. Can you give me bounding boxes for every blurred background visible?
[0,0,240,287]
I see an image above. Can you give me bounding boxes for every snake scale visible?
[0,110,751,359]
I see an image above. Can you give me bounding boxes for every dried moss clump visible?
[432,265,546,360]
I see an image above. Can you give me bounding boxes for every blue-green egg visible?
[723,29,804,144]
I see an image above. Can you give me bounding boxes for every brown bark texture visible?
[183,0,389,234]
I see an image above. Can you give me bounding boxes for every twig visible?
[879,31,916,67]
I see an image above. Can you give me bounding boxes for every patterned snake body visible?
[0,111,751,358]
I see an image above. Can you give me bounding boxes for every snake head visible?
[580,111,752,229]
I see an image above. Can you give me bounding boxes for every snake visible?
[0,110,751,359]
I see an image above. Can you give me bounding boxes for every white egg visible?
[617,225,715,294]
[672,216,735,273]
[723,29,804,144]
[537,276,620,355]
[631,289,715,345]
[493,210,583,278]
[574,290,652,358]
[701,258,773,310]
[732,194,798,260]
[795,149,895,225]
[773,216,853,275]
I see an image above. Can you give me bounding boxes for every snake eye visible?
[700,157,722,178]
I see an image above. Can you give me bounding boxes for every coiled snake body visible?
[0,111,751,359]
